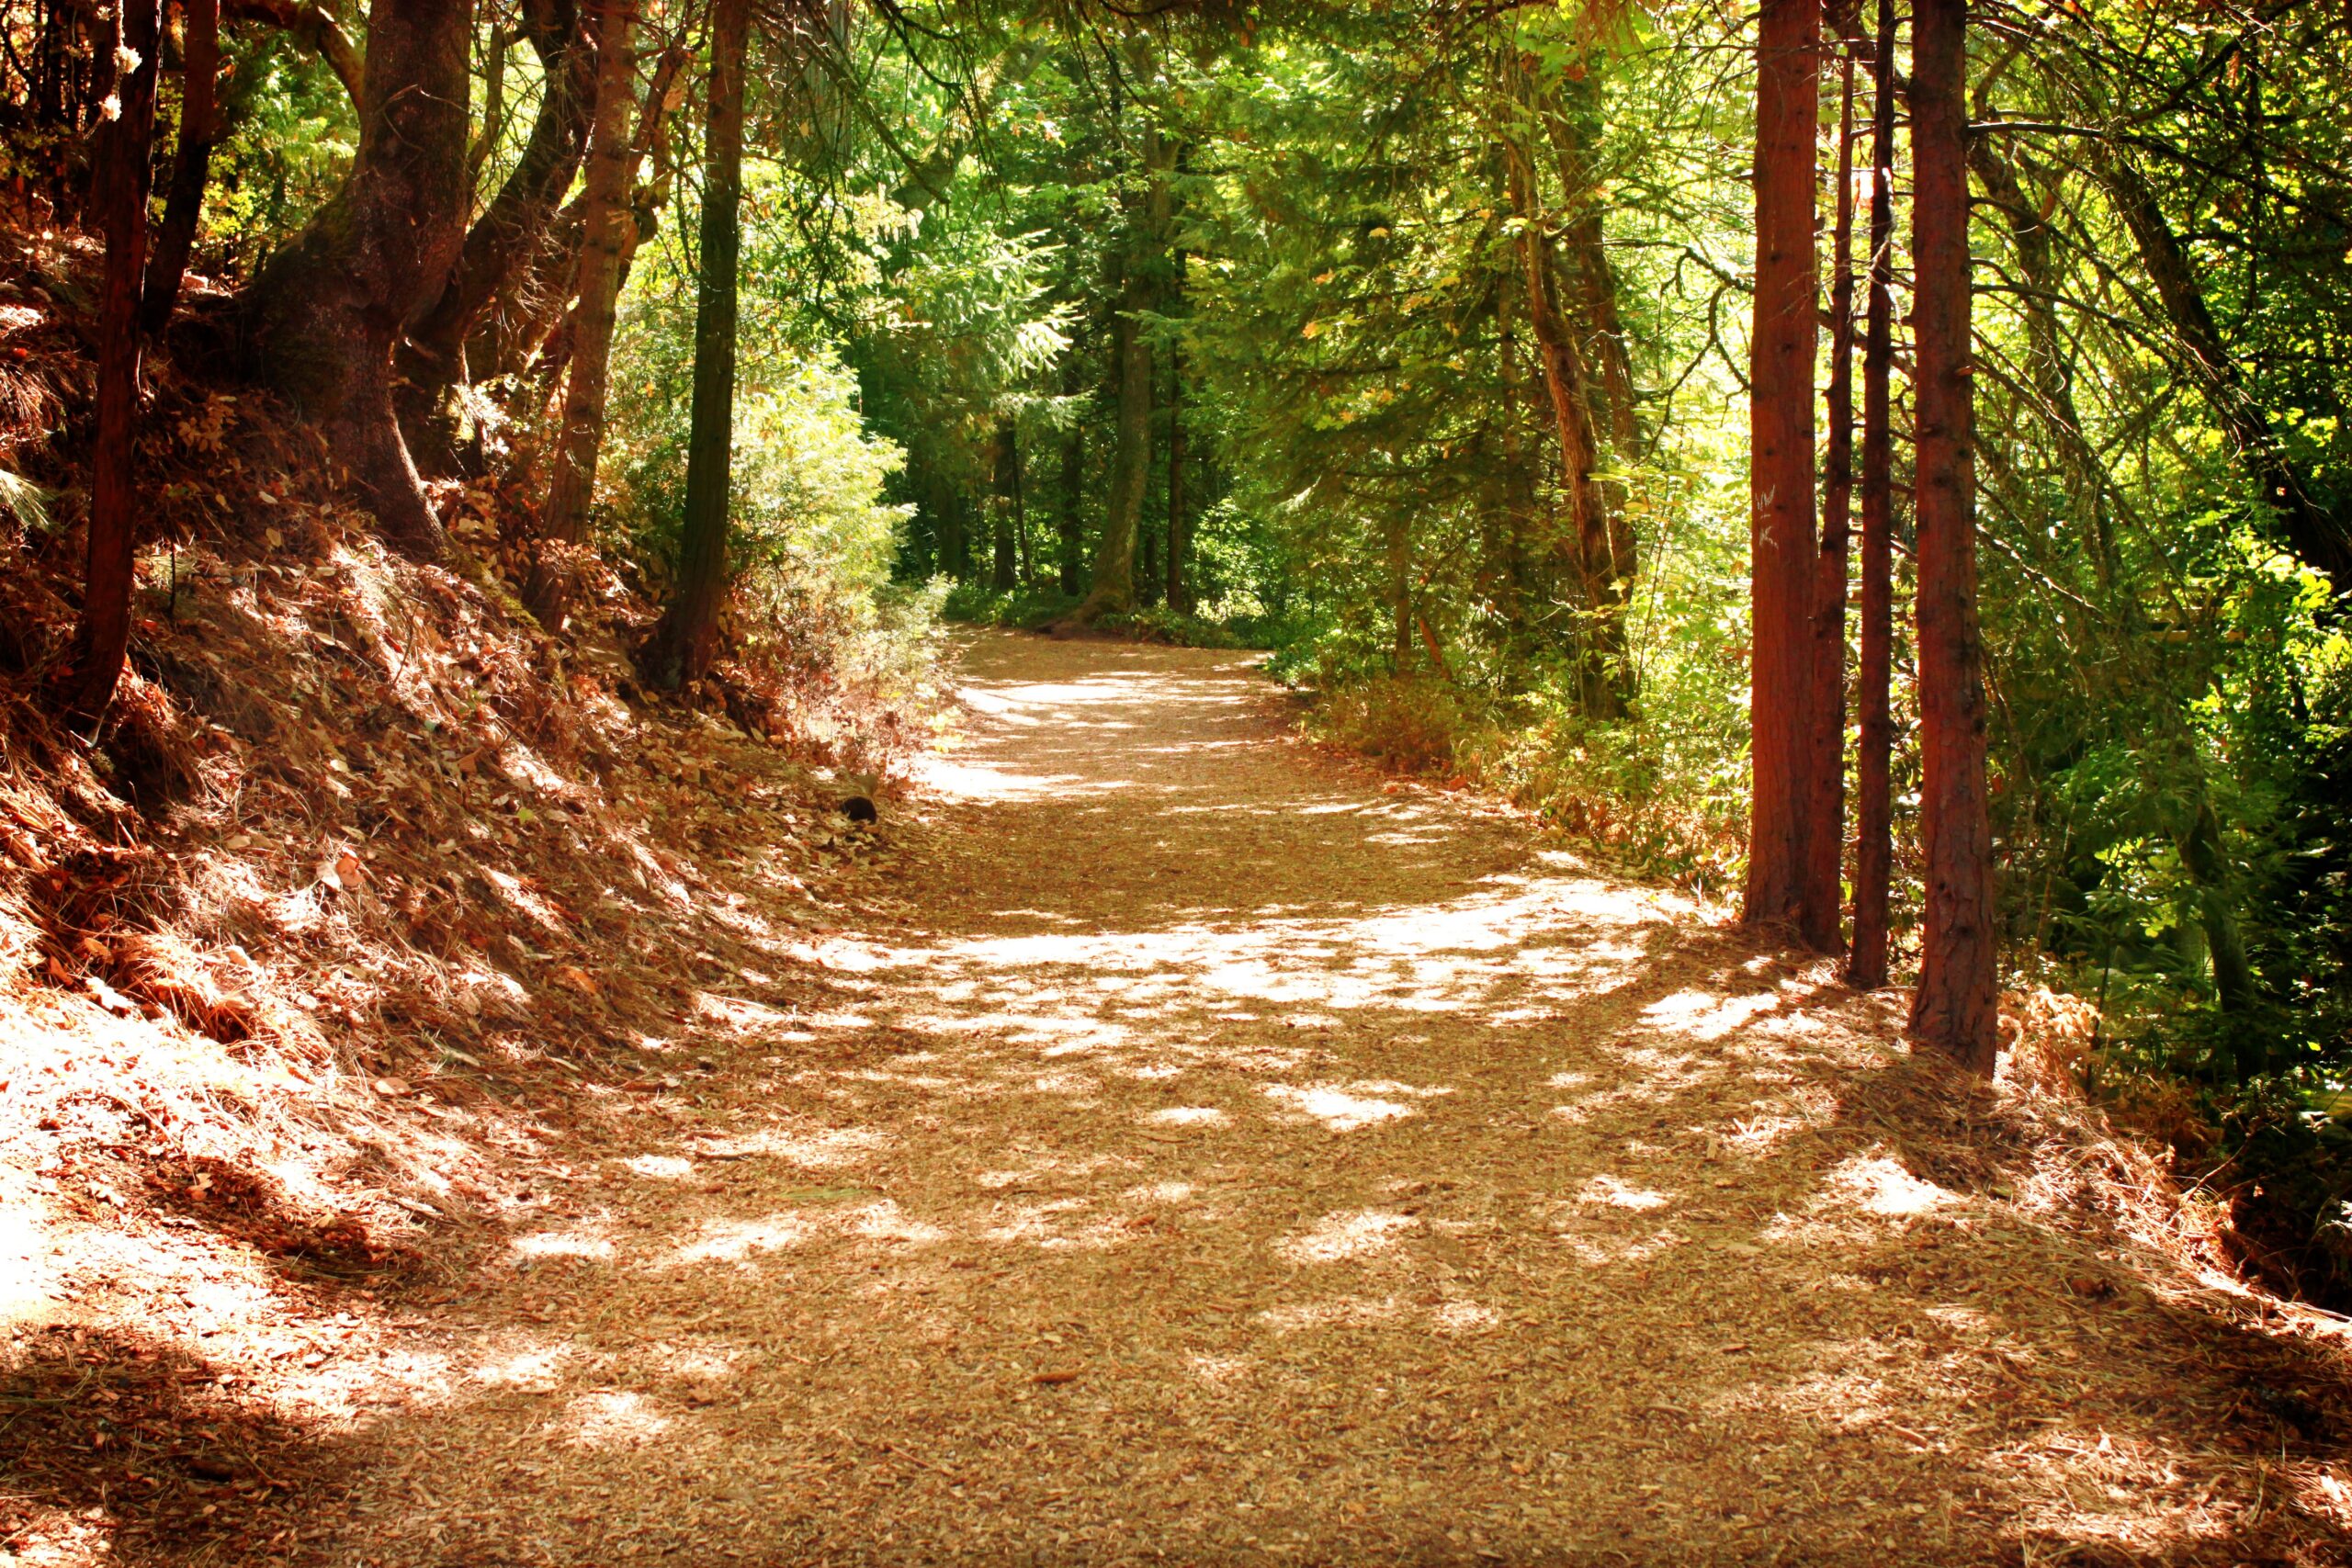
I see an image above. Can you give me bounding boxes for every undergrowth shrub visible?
[599,308,946,767]
[1307,671,1748,898]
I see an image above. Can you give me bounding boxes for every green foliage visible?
[203,33,357,267]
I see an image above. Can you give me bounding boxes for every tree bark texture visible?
[241,0,475,559]
[991,415,1019,592]
[1807,37,1858,953]
[1504,111,1623,717]
[67,0,161,719]
[530,0,641,622]
[1744,0,1832,943]
[1907,0,1999,1073]
[1057,349,1085,595]
[408,0,599,396]
[1166,338,1188,613]
[1849,0,1898,989]
[140,0,221,337]
[645,0,750,689]
[1077,120,1171,622]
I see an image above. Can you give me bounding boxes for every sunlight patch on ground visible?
[622,1154,696,1179]
[847,1200,949,1246]
[470,1338,575,1391]
[563,1389,671,1450]
[1831,1154,1955,1216]
[686,1121,891,1168]
[1278,1209,1419,1264]
[1187,1352,1254,1384]
[1580,1174,1671,1211]
[1641,987,1781,1042]
[668,1213,814,1265]
[1262,1082,1414,1130]
[1149,1105,1227,1126]
[511,1229,616,1261]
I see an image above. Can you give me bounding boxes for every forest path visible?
[327,632,2347,1566]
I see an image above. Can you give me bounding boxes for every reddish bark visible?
[1806,31,1858,953]
[1743,0,1832,943]
[67,0,162,719]
[1907,0,1998,1071]
[140,0,221,337]
[1849,0,1898,989]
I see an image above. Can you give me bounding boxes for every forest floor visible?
[19,631,2352,1566]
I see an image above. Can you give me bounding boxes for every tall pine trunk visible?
[991,415,1019,592]
[1546,64,1641,675]
[1057,349,1085,595]
[66,0,160,719]
[1503,112,1622,718]
[1807,33,1858,953]
[241,0,476,560]
[139,0,220,337]
[644,0,750,689]
[1907,0,1997,1071]
[531,0,641,623]
[1166,339,1188,613]
[1076,119,1170,622]
[1849,0,1899,988]
[1744,0,1832,945]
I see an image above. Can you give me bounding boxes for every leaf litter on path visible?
[301,633,2352,1566]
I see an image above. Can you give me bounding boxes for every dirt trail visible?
[318,633,2349,1565]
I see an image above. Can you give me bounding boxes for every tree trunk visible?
[1504,119,1622,718]
[991,415,1018,592]
[406,0,599,403]
[1743,0,1831,946]
[530,0,640,623]
[1166,338,1188,613]
[1807,36,1858,953]
[1057,350,1085,595]
[1076,120,1170,622]
[1907,0,1998,1073]
[1849,0,1898,989]
[66,0,160,720]
[643,0,749,690]
[1545,63,1641,628]
[240,0,475,560]
[467,41,684,389]
[1012,432,1033,586]
[1385,512,1412,675]
[1492,241,1535,666]
[139,0,220,337]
